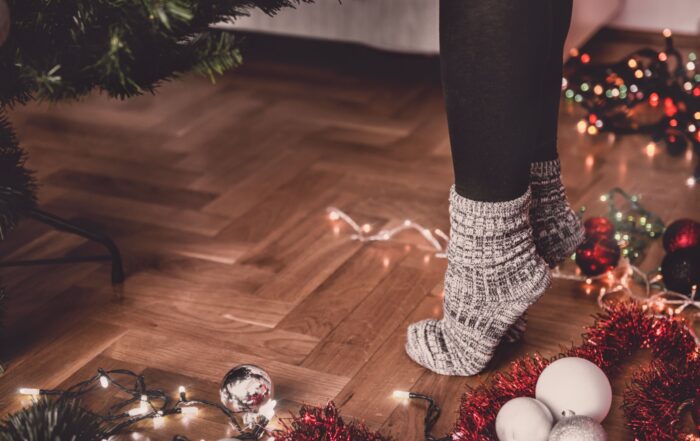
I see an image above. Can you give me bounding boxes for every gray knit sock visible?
[503,314,527,344]
[405,187,550,376]
[530,159,585,267]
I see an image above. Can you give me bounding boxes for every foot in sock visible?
[405,187,550,376]
[530,159,585,267]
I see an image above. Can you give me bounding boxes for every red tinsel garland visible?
[275,304,700,441]
[455,303,698,440]
[274,402,393,441]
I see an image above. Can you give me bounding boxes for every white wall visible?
[610,0,700,35]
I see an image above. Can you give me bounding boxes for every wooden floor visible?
[1,30,698,440]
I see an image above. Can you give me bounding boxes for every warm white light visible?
[645,142,657,158]
[153,415,165,429]
[328,211,340,221]
[180,406,199,416]
[178,386,186,394]
[361,223,371,233]
[687,176,697,187]
[663,28,672,38]
[392,390,410,400]
[576,120,587,134]
[259,399,277,420]
[99,376,109,388]
[128,407,149,417]
[18,388,40,395]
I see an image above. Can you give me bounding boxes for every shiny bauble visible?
[535,357,612,423]
[583,217,615,240]
[547,414,607,441]
[495,397,553,441]
[0,0,9,47]
[662,219,700,253]
[219,364,273,413]
[661,247,700,295]
[575,236,621,276]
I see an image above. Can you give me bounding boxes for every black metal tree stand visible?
[0,207,124,285]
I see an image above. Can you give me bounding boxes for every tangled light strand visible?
[17,368,276,440]
[326,207,448,258]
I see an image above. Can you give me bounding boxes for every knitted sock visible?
[405,187,550,376]
[503,314,527,344]
[530,159,585,267]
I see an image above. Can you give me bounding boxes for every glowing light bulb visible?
[593,84,604,95]
[687,176,697,187]
[153,415,164,429]
[99,376,109,388]
[361,224,371,233]
[662,28,672,38]
[645,142,657,157]
[576,120,587,134]
[627,58,637,68]
[580,53,591,64]
[259,399,277,420]
[587,125,598,135]
[180,406,199,416]
[178,386,186,394]
[18,388,40,395]
[658,52,668,62]
[128,407,149,417]
[688,61,696,71]
[634,69,644,79]
[328,211,340,221]
[392,390,411,400]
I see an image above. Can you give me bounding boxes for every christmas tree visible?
[0,0,310,236]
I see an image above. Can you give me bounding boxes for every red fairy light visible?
[664,97,678,117]
[670,118,678,127]
[588,114,598,124]
[649,93,660,107]
[580,53,591,64]
[694,87,700,97]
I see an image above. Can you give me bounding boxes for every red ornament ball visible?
[575,236,621,276]
[584,217,615,239]
[662,218,700,253]
[661,247,700,296]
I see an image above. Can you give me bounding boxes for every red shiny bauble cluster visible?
[661,219,700,296]
[576,217,621,276]
[663,219,700,253]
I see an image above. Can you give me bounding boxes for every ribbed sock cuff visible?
[449,185,531,218]
[530,159,561,180]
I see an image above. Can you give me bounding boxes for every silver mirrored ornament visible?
[219,364,273,413]
[548,412,607,441]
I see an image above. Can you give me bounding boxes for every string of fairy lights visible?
[17,368,277,440]
[563,28,700,185]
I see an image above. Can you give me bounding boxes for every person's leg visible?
[405,0,551,376]
[528,0,584,268]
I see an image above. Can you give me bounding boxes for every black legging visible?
[441,0,574,202]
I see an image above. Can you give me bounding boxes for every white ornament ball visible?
[535,357,612,422]
[0,0,9,47]
[495,397,554,441]
[548,413,607,441]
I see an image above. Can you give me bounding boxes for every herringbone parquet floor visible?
[0,31,698,440]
